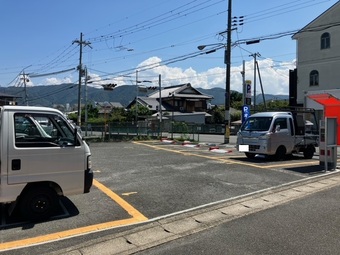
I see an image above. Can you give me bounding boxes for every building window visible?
[309,70,319,86]
[321,32,330,49]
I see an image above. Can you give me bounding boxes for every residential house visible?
[127,83,213,124]
[292,2,340,143]
[0,92,20,105]
[96,101,124,119]
[292,2,340,107]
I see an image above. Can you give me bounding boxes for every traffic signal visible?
[102,84,117,90]
[148,86,157,90]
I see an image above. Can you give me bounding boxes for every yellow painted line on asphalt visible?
[93,179,147,221]
[134,141,320,170]
[0,179,147,251]
[122,191,138,196]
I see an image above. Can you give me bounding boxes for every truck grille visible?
[249,145,260,151]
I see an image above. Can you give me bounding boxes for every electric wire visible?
[87,0,224,43]
[239,0,331,24]
[3,0,336,101]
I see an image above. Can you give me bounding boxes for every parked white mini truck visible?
[0,105,93,220]
[236,108,319,160]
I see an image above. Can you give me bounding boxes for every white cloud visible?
[134,57,296,95]
[35,56,296,97]
[44,77,73,85]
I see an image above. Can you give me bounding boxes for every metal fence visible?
[81,121,226,141]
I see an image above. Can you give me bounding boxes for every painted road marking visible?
[122,192,138,196]
[134,141,320,170]
[0,179,148,251]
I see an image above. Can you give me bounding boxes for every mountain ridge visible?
[0,84,288,108]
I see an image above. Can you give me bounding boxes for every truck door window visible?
[15,113,78,147]
[273,118,287,131]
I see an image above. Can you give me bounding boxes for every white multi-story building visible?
[292,1,340,108]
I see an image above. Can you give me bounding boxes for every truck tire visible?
[303,145,314,159]
[19,186,59,221]
[245,152,255,159]
[274,146,286,161]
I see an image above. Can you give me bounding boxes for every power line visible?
[29,68,76,78]
[87,0,224,43]
[3,0,334,90]
[237,0,331,24]
[32,44,78,74]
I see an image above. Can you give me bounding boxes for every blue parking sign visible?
[242,105,251,123]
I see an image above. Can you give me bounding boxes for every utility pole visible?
[224,0,232,144]
[23,72,28,106]
[255,60,267,110]
[135,70,139,125]
[73,32,91,127]
[20,65,32,105]
[250,52,261,112]
[241,60,246,105]
[84,66,88,136]
[158,74,162,135]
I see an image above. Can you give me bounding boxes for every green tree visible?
[230,111,241,122]
[207,106,224,124]
[256,100,289,111]
[231,100,243,111]
[231,90,243,103]
[67,112,77,123]
[125,105,152,121]
[109,107,127,122]
[84,104,99,119]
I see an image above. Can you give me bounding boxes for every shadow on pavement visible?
[0,196,79,230]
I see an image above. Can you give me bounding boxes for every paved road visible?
[2,137,339,255]
[50,139,340,255]
[48,171,340,255]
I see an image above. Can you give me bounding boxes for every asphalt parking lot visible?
[0,139,337,254]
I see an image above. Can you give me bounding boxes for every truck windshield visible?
[241,117,273,132]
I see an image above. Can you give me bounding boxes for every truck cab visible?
[0,106,93,220]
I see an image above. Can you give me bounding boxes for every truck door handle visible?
[12,159,21,171]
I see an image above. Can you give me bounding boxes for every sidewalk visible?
[135,176,340,255]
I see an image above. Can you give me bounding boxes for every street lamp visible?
[197,44,224,52]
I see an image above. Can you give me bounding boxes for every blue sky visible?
[0,0,338,95]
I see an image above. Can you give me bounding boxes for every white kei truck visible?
[0,106,93,220]
[236,108,319,160]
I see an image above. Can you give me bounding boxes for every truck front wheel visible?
[303,145,315,159]
[245,152,256,159]
[19,186,59,221]
[274,146,286,161]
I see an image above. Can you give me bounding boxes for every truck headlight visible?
[87,155,92,170]
[258,133,270,140]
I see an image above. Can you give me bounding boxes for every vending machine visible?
[319,117,337,171]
